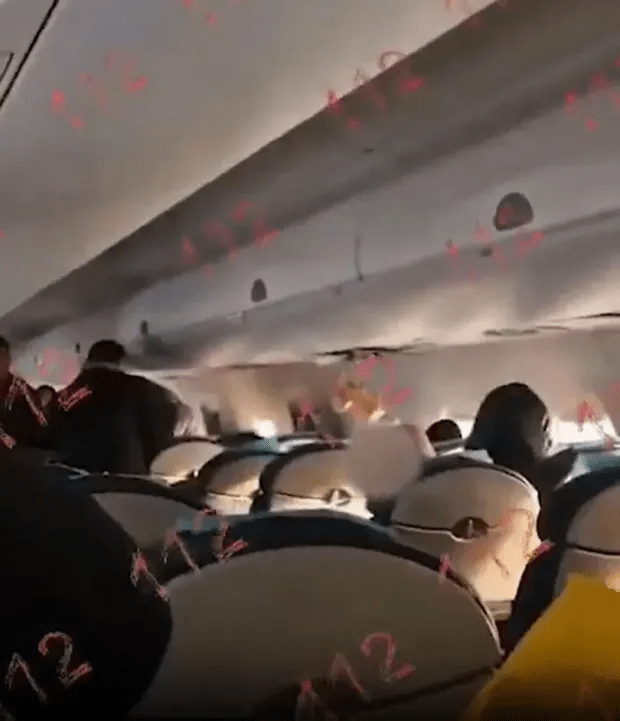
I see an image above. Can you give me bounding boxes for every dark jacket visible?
[0,449,171,719]
[0,373,49,449]
[51,365,180,475]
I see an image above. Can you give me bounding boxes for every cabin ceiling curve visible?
[4,0,620,358]
[0,0,496,320]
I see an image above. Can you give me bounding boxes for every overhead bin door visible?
[0,0,61,111]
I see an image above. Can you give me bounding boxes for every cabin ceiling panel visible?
[0,0,496,323]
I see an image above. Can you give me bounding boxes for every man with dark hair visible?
[426,418,463,445]
[0,336,48,449]
[85,339,127,365]
[52,339,192,474]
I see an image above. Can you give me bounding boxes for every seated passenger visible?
[426,418,462,444]
[0,449,171,720]
[51,340,188,475]
[0,336,48,449]
[465,382,576,502]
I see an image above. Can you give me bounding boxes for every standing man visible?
[52,339,192,474]
[0,336,48,449]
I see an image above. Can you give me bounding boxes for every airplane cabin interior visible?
[1,0,620,718]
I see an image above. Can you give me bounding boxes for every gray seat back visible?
[94,493,201,547]
[149,440,223,482]
[391,457,540,604]
[260,444,370,517]
[200,450,276,515]
[75,473,204,547]
[556,482,620,594]
[131,515,501,719]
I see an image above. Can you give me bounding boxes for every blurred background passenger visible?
[426,418,463,444]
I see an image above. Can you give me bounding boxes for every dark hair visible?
[0,336,10,353]
[86,340,126,365]
[466,382,550,478]
[426,419,462,444]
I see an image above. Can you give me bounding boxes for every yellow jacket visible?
[463,574,620,721]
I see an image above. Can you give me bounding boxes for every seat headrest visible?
[206,455,275,497]
[149,440,223,481]
[67,470,204,508]
[555,479,620,595]
[567,482,620,552]
[259,444,367,515]
[346,423,432,499]
[196,449,277,494]
[133,518,501,718]
[537,466,620,542]
[392,461,538,530]
[391,461,541,604]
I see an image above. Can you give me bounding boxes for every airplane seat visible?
[347,422,433,525]
[504,466,620,655]
[149,438,223,484]
[253,442,369,517]
[390,456,541,607]
[130,511,502,719]
[556,481,620,591]
[68,472,206,547]
[194,448,278,515]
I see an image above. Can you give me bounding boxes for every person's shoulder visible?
[126,374,175,402]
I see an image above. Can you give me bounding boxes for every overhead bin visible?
[0,0,61,112]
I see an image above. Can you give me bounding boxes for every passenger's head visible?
[465,382,572,498]
[0,337,11,378]
[86,340,126,366]
[37,385,56,409]
[426,419,463,445]
[467,383,550,463]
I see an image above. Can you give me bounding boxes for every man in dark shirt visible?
[52,340,187,475]
[0,336,48,449]
[0,449,172,720]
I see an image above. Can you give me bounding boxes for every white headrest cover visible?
[270,449,368,516]
[132,546,501,718]
[347,423,432,499]
[208,456,272,497]
[392,466,537,529]
[391,465,540,604]
[204,456,272,515]
[149,441,223,482]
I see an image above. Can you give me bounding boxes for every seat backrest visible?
[555,481,620,595]
[391,456,540,604]
[196,449,277,515]
[73,473,204,547]
[257,443,369,517]
[346,422,431,500]
[149,439,223,482]
[130,511,501,719]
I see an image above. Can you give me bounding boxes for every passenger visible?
[0,336,48,448]
[51,340,185,474]
[465,382,577,502]
[0,449,171,719]
[426,418,462,444]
